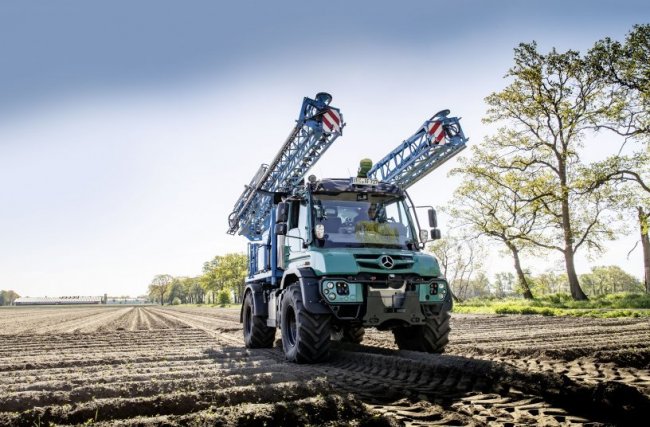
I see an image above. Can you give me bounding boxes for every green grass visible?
[454,292,650,318]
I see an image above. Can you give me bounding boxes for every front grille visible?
[353,254,414,270]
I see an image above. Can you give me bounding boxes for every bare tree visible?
[429,236,485,302]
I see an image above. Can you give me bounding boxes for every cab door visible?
[286,201,309,257]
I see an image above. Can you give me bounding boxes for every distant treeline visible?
[0,290,20,306]
[148,253,246,306]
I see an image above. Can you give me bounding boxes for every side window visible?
[298,203,309,238]
[287,201,307,253]
[288,201,300,229]
[385,201,401,223]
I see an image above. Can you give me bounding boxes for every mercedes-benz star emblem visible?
[380,255,394,269]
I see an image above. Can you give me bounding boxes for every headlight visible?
[336,281,349,295]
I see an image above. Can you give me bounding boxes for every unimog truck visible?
[227,93,468,363]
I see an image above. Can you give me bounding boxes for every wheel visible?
[330,325,364,344]
[280,284,331,363]
[242,292,275,348]
[344,325,365,344]
[393,310,450,353]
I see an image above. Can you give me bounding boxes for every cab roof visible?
[309,178,403,195]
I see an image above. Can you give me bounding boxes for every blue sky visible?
[1,1,648,296]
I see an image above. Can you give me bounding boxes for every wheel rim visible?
[285,306,297,347]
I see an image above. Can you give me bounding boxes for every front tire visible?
[280,284,331,363]
[243,292,275,348]
[393,310,450,353]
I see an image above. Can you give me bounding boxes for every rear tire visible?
[393,310,450,353]
[343,325,365,344]
[243,292,275,348]
[281,284,331,363]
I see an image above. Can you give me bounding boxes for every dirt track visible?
[1,306,649,426]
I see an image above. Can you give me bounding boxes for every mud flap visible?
[240,283,268,322]
[299,277,330,314]
[282,267,330,315]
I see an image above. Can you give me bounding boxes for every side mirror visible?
[274,223,287,236]
[276,202,289,223]
[419,229,429,242]
[431,228,441,240]
[428,208,438,228]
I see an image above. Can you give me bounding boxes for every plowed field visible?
[1,305,649,426]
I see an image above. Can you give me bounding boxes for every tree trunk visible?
[450,290,462,303]
[639,207,650,293]
[565,249,588,300]
[558,158,588,301]
[509,244,534,299]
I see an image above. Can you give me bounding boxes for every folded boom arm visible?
[227,93,344,241]
[367,110,468,189]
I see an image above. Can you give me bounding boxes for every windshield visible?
[312,193,417,249]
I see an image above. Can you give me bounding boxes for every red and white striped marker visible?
[322,108,341,133]
[426,120,446,144]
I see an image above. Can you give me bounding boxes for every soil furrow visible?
[1,306,648,426]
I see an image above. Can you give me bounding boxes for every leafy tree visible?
[0,290,20,306]
[484,41,620,300]
[584,25,650,292]
[217,289,232,307]
[464,272,491,299]
[528,270,569,295]
[200,255,222,301]
[148,274,173,305]
[580,265,643,296]
[589,24,649,141]
[214,253,248,303]
[581,154,650,291]
[450,151,546,299]
[167,277,188,305]
[199,253,247,304]
[493,272,516,298]
[189,279,205,304]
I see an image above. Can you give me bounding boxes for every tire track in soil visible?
[0,328,346,425]
[363,316,650,392]
[364,340,650,397]
[153,307,650,426]
[2,306,649,426]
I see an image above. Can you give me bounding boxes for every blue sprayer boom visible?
[227,93,344,241]
[227,93,468,363]
[368,109,467,189]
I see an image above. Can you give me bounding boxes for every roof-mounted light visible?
[315,92,332,106]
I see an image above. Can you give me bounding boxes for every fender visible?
[281,267,330,314]
[443,287,454,312]
[239,282,268,322]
